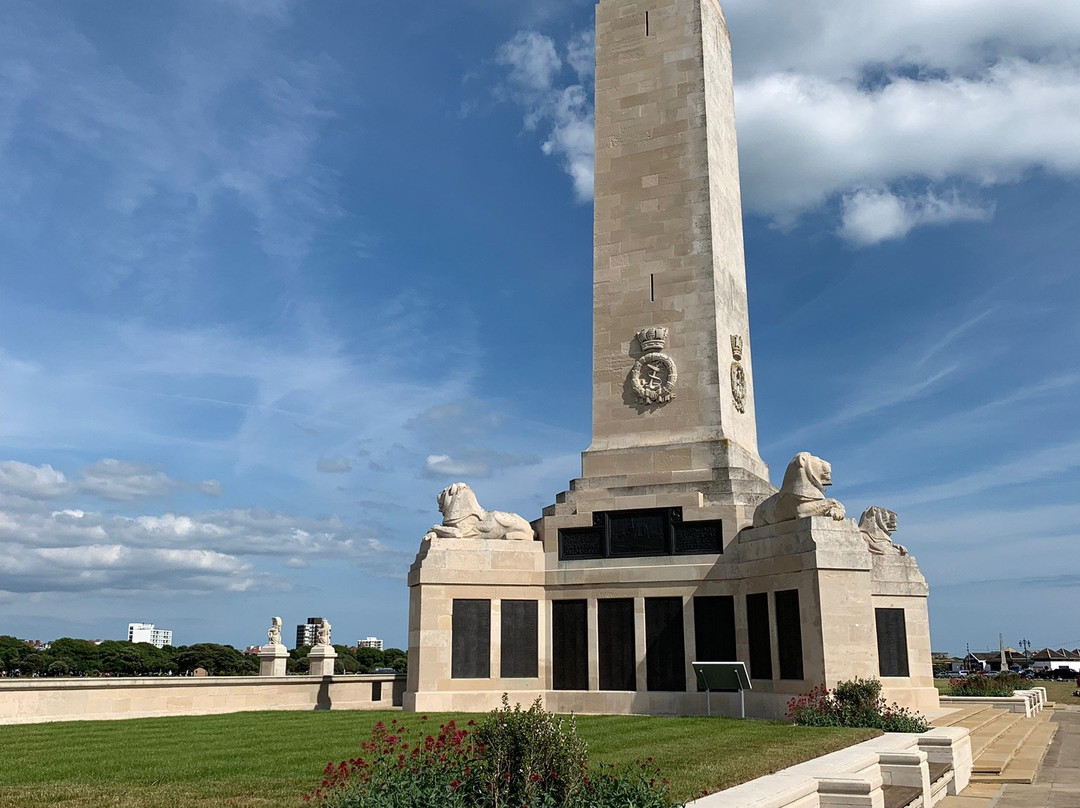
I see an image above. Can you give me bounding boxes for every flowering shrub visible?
[787,677,930,733]
[473,695,588,807]
[303,717,482,807]
[303,699,681,808]
[947,672,1020,697]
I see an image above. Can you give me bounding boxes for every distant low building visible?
[1031,648,1080,670]
[127,622,173,648]
[357,637,383,651]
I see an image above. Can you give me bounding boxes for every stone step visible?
[937,796,996,807]
[949,706,1011,737]
[971,712,1051,774]
[968,712,1025,759]
[932,704,998,728]
[936,784,1002,807]
[970,722,1059,785]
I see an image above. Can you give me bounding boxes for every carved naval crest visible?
[730,363,746,412]
[730,334,746,413]
[631,326,677,405]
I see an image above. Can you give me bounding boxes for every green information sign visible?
[692,661,751,718]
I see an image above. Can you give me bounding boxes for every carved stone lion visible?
[858,506,907,556]
[423,482,535,542]
[752,452,847,528]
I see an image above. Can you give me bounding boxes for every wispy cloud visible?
[0,0,344,299]
[488,3,1080,242]
[493,31,595,202]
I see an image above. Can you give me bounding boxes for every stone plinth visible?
[308,645,337,677]
[404,515,938,719]
[404,536,546,713]
[258,643,289,677]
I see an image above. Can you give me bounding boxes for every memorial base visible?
[308,645,337,677]
[258,644,288,677]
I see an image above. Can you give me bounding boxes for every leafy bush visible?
[947,672,1021,697]
[787,678,930,733]
[304,717,480,808]
[304,698,681,808]
[473,695,588,807]
[584,761,675,808]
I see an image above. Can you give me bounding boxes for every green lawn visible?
[0,710,878,807]
[933,677,1080,706]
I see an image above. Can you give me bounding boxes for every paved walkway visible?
[994,708,1080,808]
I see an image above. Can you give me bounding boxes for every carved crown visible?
[730,334,743,361]
[636,326,668,353]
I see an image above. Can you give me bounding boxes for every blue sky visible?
[1,0,1078,657]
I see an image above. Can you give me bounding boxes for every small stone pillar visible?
[259,644,289,677]
[308,644,337,677]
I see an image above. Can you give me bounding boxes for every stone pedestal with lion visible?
[404,464,938,718]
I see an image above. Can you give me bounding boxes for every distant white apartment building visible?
[127,622,173,648]
[357,636,383,651]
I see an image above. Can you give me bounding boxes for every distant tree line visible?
[0,635,408,678]
[288,644,407,675]
[0,635,258,677]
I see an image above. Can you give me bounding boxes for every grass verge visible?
[933,677,1080,706]
[0,710,878,807]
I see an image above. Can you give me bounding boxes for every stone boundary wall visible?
[0,673,406,725]
[686,726,973,808]
[938,687,1045,718]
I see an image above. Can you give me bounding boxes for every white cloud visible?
[722,0,1080,82]
[0,461,69,499]
[565,30,594,81]
[0,499,409,597]
[0,0,343,284]
[195,479,224,496]
[494,31,595,203]
[736,60,1080,225]
[316,456,352,473]
[79,459,176,501]
[838,187,994,246]
[540,85,594,201]
[422,449,539,480]
[496,31,562,92]
[494,4,1080,240]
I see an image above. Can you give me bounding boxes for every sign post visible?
[692,661,752,718]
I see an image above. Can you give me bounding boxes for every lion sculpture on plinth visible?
[752,452,847,528]
[423,482,535,542]
[858,506,907,555]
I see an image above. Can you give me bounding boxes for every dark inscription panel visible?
[746,592,773,680]
[674,520,724,554]
[876,608,910,677]
[694,595,737,692]
[552,600,589,690]
[774,589,804,680]
[694,596,737,662]
[452,599,491,679]
[598,599,636,691]
[645,597,686,691]
[372,681,382,701]
[559,508,723,560]
[559,526,603,559]
[609,510,668,556]
[501,600,539,679]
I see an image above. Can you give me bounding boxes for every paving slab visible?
[994,711,1080,808]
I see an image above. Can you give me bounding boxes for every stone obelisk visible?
[541,0,771,536]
